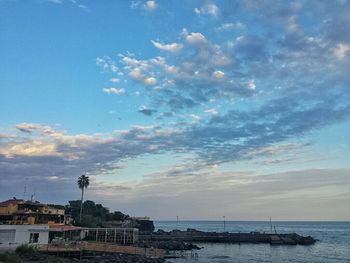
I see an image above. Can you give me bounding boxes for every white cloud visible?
[212,54,232,66]
[287,16,300,33]
[333,43,350,60]
[48,176,59,180]
[150,56,179,74]
[219,22,245,31]
[245,80,256,91]
[96,57,109,70]
[110,78,120,83]
[0,140,60,158]
[129,68,145,81]
[103,87,125,95]
[190,114,202,123]
[226,41,234,48]
[186,32,207,44]
[213,70,225,79]
[194,3,219,17]
[144,0,157,11]
[110,65,118,72]
[16,123,44,133]
[144,77,157,86]
[130,1,141,9]
[125,61,157,86]
[205,108,219,116]
[151,40,183,52]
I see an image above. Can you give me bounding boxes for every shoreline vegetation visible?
[65,200,154,232]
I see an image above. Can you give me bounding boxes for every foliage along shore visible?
[65,200,154,231]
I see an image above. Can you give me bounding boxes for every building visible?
[0,224,49,249]
[0,198,65,225]
[0,198,139,248]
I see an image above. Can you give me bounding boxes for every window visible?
[29,233,39,243]
[0,230,15,243]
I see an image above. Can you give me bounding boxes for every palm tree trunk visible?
[79,188,84,223]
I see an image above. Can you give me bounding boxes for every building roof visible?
[49,225,82,232]
[0,199,24,207]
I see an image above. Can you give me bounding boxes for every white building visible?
[0,224,49,250]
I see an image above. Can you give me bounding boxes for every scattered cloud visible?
[47,0,63,4]
[245,80,256,91]
[138,106,156,116]
[333,43,350,60]
[205,108,219,116]
[194,3,220,17]
[151,40,183,52]
[110,78,120,83]
[16,123,44,133]
[144,76,157,86]
[45,0,89,10]
[1,1,350,220]
[74,167,350,220]
[103,87,125,95]
[190,114,202,123]
[212,70,225,79]
[145,0,157,11]
[185,32,207,44]
[219,22,245,31]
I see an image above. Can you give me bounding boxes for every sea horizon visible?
[155,219,350,222]
[154,220,350,262]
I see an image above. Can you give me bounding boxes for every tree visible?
[77,174,90,222]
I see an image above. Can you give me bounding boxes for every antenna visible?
[23,178,28,200]
[23,185,27,200]
[270,217,273,234]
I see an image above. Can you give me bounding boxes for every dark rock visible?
[137,220,155,232]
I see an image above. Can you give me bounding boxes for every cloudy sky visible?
[1,0,350,221]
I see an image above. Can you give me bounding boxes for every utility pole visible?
[270,217,272,234]
[223,216,226,232]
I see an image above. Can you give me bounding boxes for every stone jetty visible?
[140,228,316,246]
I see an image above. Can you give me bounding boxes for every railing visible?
[38,242,166,258]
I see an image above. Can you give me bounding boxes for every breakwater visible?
[140,228,316,246]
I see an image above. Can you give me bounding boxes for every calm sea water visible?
[154,221,350,263]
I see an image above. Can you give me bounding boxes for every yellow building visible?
[0,199,21,215]
[0,198,66,225]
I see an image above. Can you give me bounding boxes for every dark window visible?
[29,233,39,243]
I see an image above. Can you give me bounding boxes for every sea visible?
[154,221,350,263]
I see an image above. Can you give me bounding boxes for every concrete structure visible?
[0,224,49,249]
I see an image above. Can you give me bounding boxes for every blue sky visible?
[1,0,350,220]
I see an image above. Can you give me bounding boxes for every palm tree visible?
[77,174,90,222]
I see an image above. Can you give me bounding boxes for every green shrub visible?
[0,252,20,263]
[15,244,36,256]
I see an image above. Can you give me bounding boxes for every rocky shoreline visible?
[137,240,201,251]
[18,252,165,263]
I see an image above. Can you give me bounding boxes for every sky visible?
[0,0,350,221]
